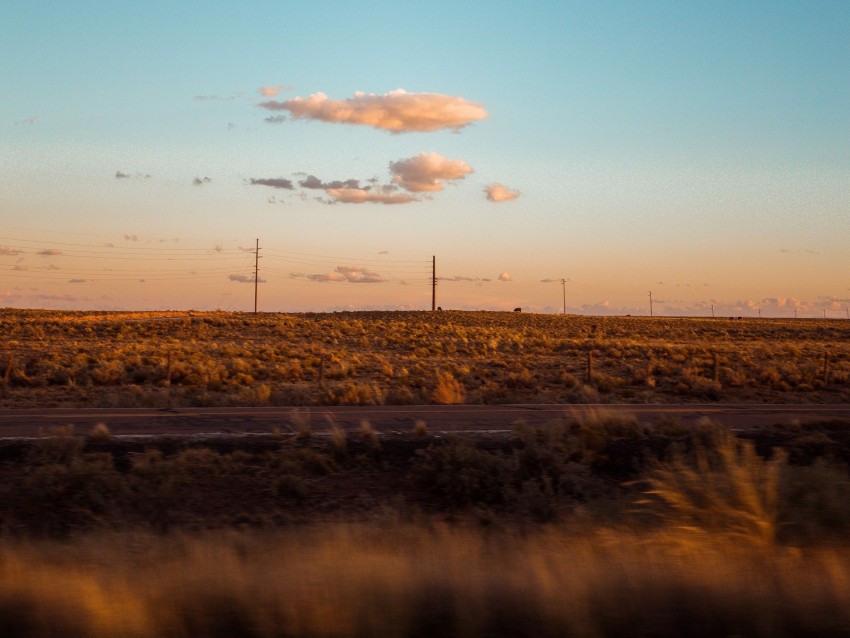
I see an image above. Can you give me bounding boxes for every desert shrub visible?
[413,439,514,508]
[780,459,850,542]
[432,372,466,405]
[13,451,125,536]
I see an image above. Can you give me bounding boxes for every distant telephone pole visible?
[254,238,260,314]
[431,255,436,311]
[648,291,653,317]
[560,278,566,314]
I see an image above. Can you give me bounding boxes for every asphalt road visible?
[1,404,850,439]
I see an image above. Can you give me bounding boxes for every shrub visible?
[432,372,466,405]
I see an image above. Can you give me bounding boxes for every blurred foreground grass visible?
[3,524,850,637]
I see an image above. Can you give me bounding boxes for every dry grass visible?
[2,309,849,408]
[3,524,850,637]
[637,422,786,546]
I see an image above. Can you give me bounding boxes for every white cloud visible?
[390,152,473,192]
[485,183,521,202]
[498,272,512,282]
[258,88,488,133]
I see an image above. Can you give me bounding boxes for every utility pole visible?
[648,291,653,317]
[560,278,566,314]
[431,255,436,311]
[711,304,715,318]
[254,238,260,314]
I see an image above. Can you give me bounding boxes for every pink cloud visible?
[308,266,385,283]
[498,272,513,282]
[258,88,488,133]
[390,152,473,192]
[485,183,521,202]
[258,84,292,97]
[325,187,418,205]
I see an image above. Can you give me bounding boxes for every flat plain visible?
[4,308,850,637]
[3,308,849,408]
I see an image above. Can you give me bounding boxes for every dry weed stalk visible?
[639,423,786,546]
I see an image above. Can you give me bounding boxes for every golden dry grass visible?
[3,524,850,637]
[2,308,849,408]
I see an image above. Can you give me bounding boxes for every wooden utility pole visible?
[560,278,566,314]
[648,291,653,317]
[253,238,259,314]
[431,255,436,311]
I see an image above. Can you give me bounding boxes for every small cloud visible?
[115,171,131,179]
[213,244,224,253]
[378,250,389,255]
[389,152,473,192]
[308,266,385,283]
[299,174,363,190]
[68,279,87,284]
[38,249,62,256]
[193,177,212,186]
[124,234,139,242]
[12,265,28,271]
[228,274,266,283]
[485,183,520,202]
[258,85,292,97]
[16,115,38,126]
[0,246,23,256]
[258,88,488,133]
[308,272,347,282]
[325,187,418,205]
[498,272,512,282]
[248,177,294,190]
[264,115,287,124]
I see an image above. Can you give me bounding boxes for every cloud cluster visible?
[299,175,362,190]
[0,246,23,256]
[258,89,488,133]
[193,177,212,186]
[307,266,385,283]
[390,152,473,192]
[37,249,62,256]
[485,183,520,202]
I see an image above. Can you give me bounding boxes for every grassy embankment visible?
[2,417,850,636]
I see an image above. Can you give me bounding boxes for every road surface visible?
[1,404,849,439]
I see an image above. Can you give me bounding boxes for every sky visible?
[1,0,848,316]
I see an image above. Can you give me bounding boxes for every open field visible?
[4,309,850,635]
[3,309,850,408]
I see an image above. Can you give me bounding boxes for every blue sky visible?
[2,1,848,315]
